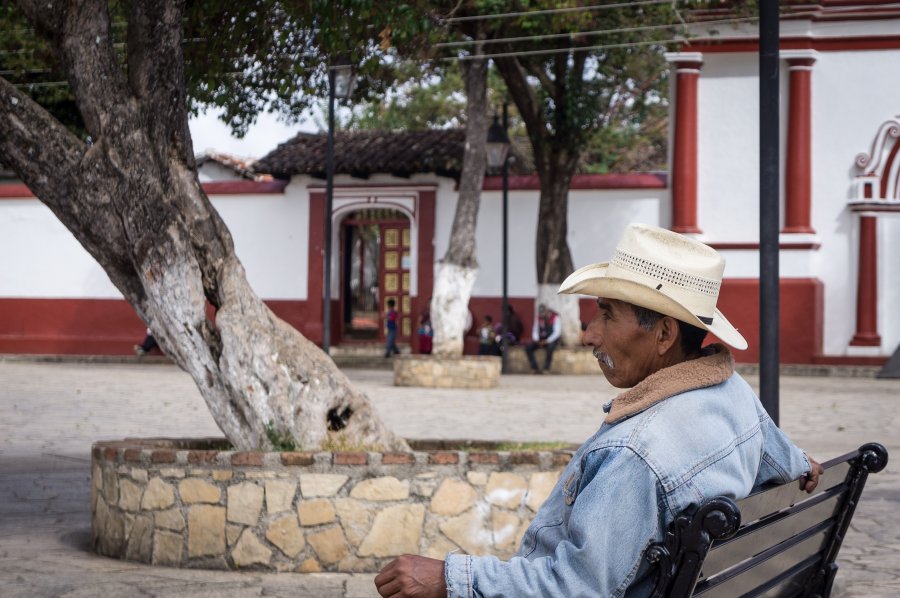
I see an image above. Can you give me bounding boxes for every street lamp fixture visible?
[323,59,357,354]
[485,106,511,372]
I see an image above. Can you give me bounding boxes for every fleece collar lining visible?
[605,344,734,424]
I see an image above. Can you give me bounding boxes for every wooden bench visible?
[646,442,889,597]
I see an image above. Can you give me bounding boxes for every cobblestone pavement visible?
[1,360,898,597]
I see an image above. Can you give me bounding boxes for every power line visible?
[450,34,705,62]
[435,16,759,49]
[440,0,673,23]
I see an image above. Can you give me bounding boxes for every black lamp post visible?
[323,60,356,354]
[486,103,510,372]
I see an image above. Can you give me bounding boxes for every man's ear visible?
[656,316,680,355]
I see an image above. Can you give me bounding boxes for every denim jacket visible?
[445,346,810,597]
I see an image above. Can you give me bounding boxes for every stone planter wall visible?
[91,438,573,572]
[393,355,501,388]
[505,346,600,375]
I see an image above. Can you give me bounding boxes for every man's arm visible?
[451,447,661,597]
[754,403,822,493]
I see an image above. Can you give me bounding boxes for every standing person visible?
[133,328,158,357]
[417,312,433,355]
[374,223,823,597]
[524,303,561,374]
[383,299,400,358]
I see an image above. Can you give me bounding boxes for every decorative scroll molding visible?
[850,116,900,209]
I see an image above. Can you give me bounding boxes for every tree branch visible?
[127,0,195,165]
[493,54,549,170]
[0,76,145,303]
[14,0,129,139]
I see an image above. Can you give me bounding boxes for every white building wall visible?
[0,189,309,301]
[694,39,900,357]
[810,49,900,356]
[0,198,120,298]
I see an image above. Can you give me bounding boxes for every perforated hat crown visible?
[558,223,747,350]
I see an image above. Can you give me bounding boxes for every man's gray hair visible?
[628,303,708,353]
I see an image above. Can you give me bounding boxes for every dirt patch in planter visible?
[91,437,575,572]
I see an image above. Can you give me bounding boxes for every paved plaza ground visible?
[1,358,898,597]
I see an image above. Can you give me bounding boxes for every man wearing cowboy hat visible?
[375,223,823,598]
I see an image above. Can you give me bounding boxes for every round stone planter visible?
[393,354,501,388]
[91,438,574,572]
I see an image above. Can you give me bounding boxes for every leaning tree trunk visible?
[430,48,489,357]
[0,0,406,452]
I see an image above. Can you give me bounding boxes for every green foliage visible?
[265,421,297,451]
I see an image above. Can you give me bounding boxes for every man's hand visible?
[800,455,824,493]
[374,555,446,598]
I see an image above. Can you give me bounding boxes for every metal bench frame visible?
[646,443,889,598]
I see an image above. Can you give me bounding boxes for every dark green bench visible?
[646,442,889,597]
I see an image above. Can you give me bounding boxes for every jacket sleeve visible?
[753,404,811,487]
[445,447,662,598]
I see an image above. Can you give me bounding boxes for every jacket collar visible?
[605,344,735,424]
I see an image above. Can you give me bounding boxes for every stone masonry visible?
[393,355,502,388]
[91,438,573,572]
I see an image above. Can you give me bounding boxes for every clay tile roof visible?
[195,151,272,181]
[254,129,532,180]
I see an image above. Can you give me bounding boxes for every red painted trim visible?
[879,136,900,199]
[413,190,436,353]
[306,192,326,344]
[0,298,314,355]
[0,184,33,198]
[481,173,667,191]
[687,35,900,53]
[0,180,288,199]
[851,215,881,346]
[707,242,821,250]
[715,278,824,364]
[671,64,701,234]
[202,180,288,195]
[783,60,816,234]
[848,202,900,212]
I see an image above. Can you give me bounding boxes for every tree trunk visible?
[0,0,406,452]
[493,55,585,346]
[431,47,489,357]
[533,159,581,346]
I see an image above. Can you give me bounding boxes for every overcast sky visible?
[189,109,319,161]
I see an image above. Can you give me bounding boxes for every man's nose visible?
[582,319,598,346]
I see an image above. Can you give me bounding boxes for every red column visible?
[306,191,326,344]
[783,52,817,234]
[666,53,703,234]
[851,214,880,346]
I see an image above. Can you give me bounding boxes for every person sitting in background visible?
[133,328,157,357]
[477,315,500,356]
[524,303,561,374]
[417,312,433,355]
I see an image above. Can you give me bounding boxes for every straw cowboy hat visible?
[558,223,748,350]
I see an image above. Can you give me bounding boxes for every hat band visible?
[612,250,720,296]
[697,315,713,325]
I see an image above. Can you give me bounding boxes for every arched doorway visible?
[339,209,412,344]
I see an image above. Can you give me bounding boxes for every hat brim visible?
[559,262,748,351]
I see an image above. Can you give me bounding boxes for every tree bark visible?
[494,53,582,346]
[431,46,489,357]
[0,0,406,452]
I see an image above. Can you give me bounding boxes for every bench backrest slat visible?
[699,485,845,580]
[694,521,831,596]
[644,442,888,598]
[734,461,851,524]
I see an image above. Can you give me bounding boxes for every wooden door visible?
[380,221,412,343]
